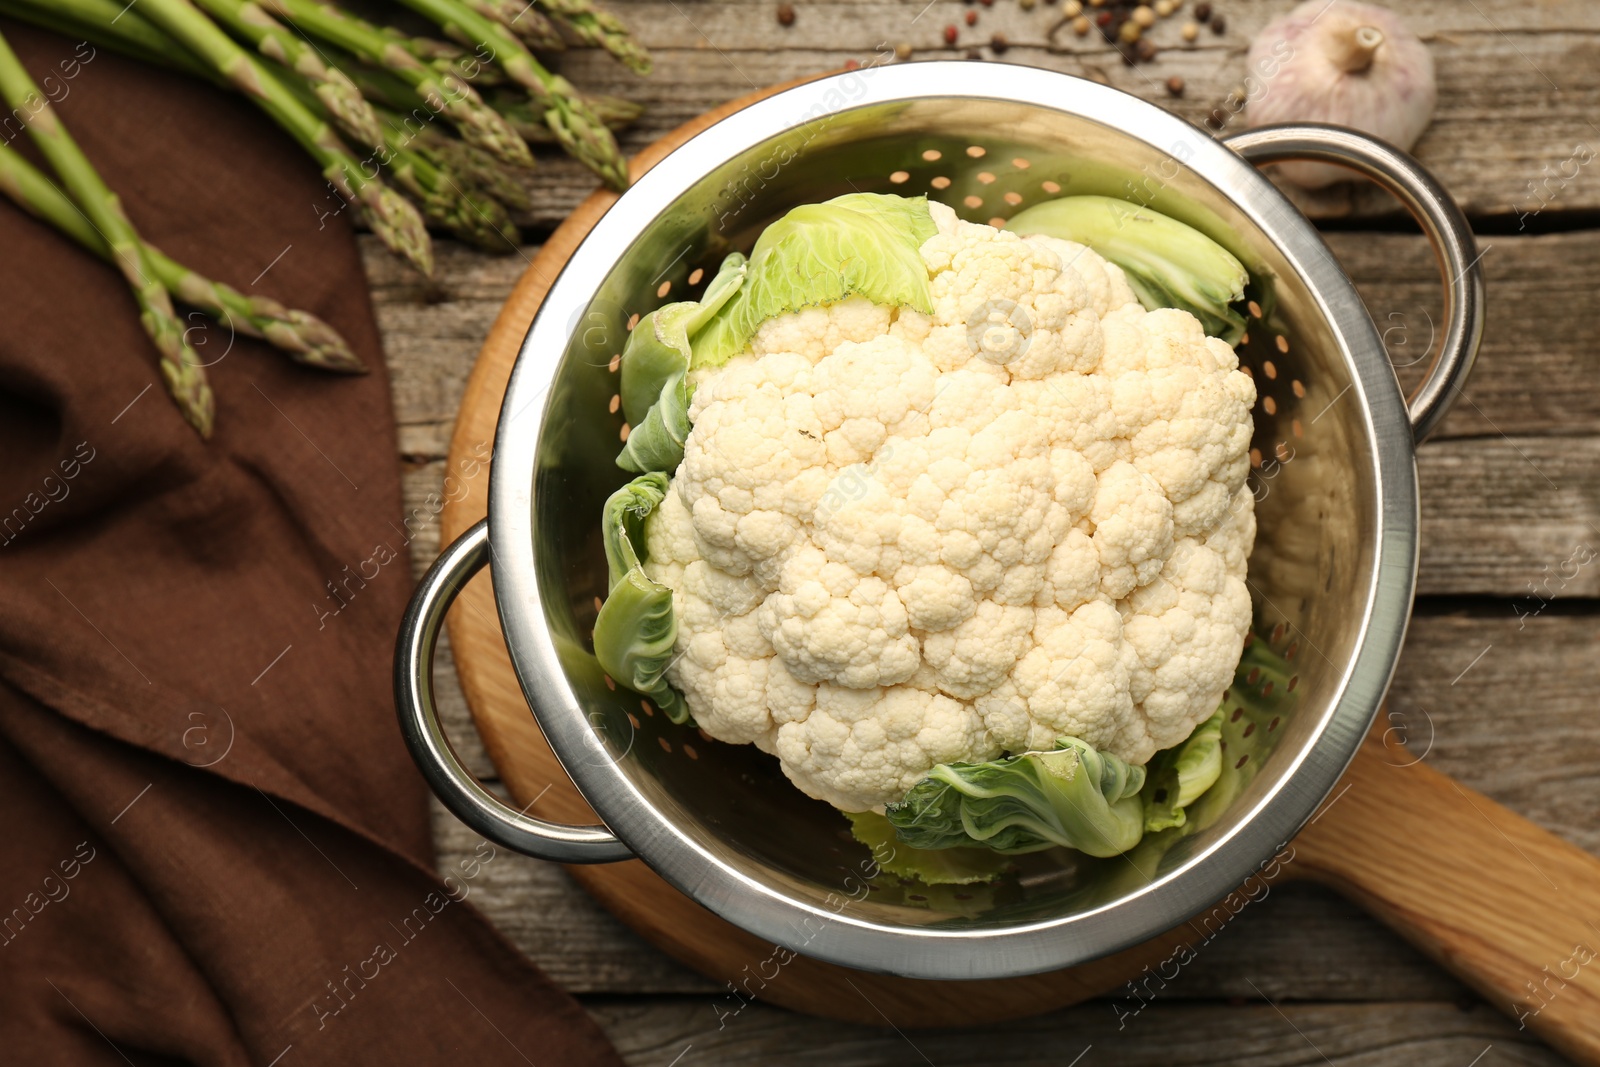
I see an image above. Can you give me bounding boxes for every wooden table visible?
[375,1,1600,1061]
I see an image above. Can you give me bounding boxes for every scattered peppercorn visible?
[1095,9,1112,26]
[1180,19,1199,41]
[1135,36,1157,61]
[843,58,860,70]
[776,2,794,26]
[1210,13,1226,33]
[990,31,1009,53]
[965,47,984,59]
[894,40,913,59]
[1118,19,1141,42]
[1194,1,1211,19]
[1020,0,1036,9]
[1131,4,1155,28]
[1062,0,1082,13]
[1072,14,1091,34]
[965,9,978,25]
[979,0,993,6]
[1154,0,1174,15]
[1205,109,1225,130]
[943,23,958,44]
[1166,74,1185,96]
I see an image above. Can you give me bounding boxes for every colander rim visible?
[486,60,1419,980]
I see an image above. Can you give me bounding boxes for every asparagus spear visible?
[256,0,533,169]
[277,68,520,252]
[415,130,532,214]
[390,0,629,189]
[0,27,214,434]
[462,0,566,52]
[0,0,231,88]
[191,0,383,150]
[80,0,432,275]
[0,138,364,372]
[539,0,651,74]
[486,86,641,143]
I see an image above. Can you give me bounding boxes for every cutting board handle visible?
[1292,728,1600,1064]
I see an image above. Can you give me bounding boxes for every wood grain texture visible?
[582,996,1561,1067]
[422,611,1600,999]
[417,81,1600,1046]
[354,8,1600,1055]
[476,0,1600,227]
[376,227,1600,599]
[1296,733,1600,1065]
[371,231,1600,452]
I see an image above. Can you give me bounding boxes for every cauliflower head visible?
[640,203,1257,812]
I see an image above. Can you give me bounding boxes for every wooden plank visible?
[478,0,1600,225]
[428,610,1600,998]
[580,996,1562,1067]
[369,228,1600,454]
[1330,231,1600,441]
[382,249,1600,599]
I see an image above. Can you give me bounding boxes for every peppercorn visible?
[776,2,795,26]
[979,0,994,6]
[965,47,984,59]
[1135,37,1157,61]
[1020,0,1037,9]
[1180,19,1199,41]
[1062,0,1082,13]
[1154,0,1174,16]
[1095,9,1112,26]
[1166,74,1185,96]
[1205,109,1225,130]
[894,41,913,59]
[1194,1,1211,19]
[1118,19,1141,42]
[1210,13,1226,33]
[990,31,1009,53]
[1072,14,1091,34]
[1131,4,1155,28]
[965,9,978,25]
[943,23,959,44]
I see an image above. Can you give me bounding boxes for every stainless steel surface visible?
[394,517,632,863]
[1224,124,1485,444]
[402,62,1471,979]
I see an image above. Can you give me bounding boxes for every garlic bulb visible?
[1245,0,1436,189]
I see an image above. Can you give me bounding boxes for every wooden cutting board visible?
[435,79,1600,1061]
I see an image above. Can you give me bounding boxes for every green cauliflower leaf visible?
[691,192,939,368]
[886,736,1147,858]
[593,473,690,723]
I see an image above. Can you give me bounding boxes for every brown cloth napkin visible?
[0,23,624,1066]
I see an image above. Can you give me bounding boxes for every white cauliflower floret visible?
[644,216,1257,811]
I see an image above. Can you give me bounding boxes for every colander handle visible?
[394,519,633,863]
[1223,124,1486,444]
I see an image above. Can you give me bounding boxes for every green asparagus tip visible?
[368,183,435,277]
[159,358,217,437]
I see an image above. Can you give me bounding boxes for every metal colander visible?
[397,62,1482,980]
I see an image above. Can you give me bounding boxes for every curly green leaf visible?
[692,193,939,368]
[846,811,1012,886]
[886,737,1146,858]
[1141,709,1224,833]
[1006,194,1251,344]
[594,473,689,723]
